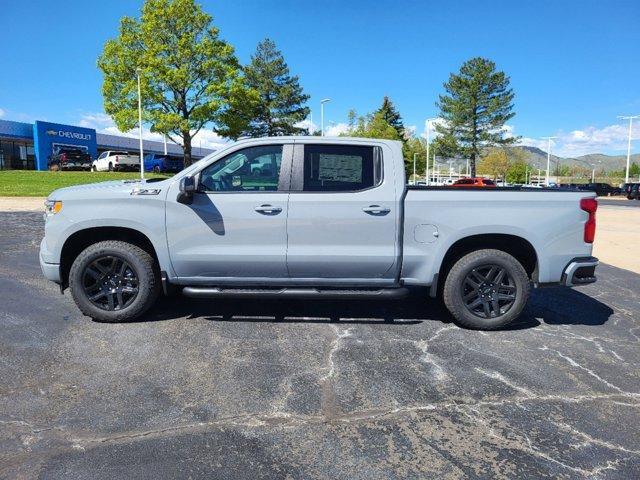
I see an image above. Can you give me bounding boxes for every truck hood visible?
[48,178,172,200]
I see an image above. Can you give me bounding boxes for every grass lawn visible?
[0,171,171,197]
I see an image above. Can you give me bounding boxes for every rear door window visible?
[302,144,380,192]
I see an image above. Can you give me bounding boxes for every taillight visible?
[60,153,66,161]
[580,198,597,243]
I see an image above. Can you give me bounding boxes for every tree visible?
[243,38,310,137]
[478,149,510,180]
[436,57,517,177]
[506,160,529,183]
[98,0,255,166]
[346,111,402,141]
[376,96,405,139]
[402,137,428,180]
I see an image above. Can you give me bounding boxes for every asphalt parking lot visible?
[1,211,639,479]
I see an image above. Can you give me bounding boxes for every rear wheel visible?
[108,162,113,171]
[69,240,160,322]
[153,165,161,173]
[443,249,530,330]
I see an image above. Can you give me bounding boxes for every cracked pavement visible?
[1,212,639,479]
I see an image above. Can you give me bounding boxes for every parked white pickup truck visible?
[40,137,598,330]
[92,151,140,172]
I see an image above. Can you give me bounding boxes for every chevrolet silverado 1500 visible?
[40,137,599,329]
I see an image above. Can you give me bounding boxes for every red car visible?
[451,177,497,187]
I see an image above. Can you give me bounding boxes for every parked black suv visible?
[579,182,621,196]
[628,183,640,200]
[48,147,92,171]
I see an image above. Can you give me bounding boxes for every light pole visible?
[619,115,639,183]
[320,99,331,136]
[424,118,437,183]
[136,68,145,180]
[541,136,556,186]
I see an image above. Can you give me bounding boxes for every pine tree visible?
[243,38,310,136]
[436,57,517,177]
[376,96,404,138]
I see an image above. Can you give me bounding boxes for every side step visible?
[182,286,409,300]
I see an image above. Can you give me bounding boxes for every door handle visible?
[254,204,282,215]
[362,205,391,215]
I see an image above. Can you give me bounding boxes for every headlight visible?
[44,200,63,215]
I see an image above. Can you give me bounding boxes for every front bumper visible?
[39,238,61,283]
[561,256,598,286]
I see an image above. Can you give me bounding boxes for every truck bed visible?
[401,186,596,286]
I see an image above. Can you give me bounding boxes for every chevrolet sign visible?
[46,129,92,141]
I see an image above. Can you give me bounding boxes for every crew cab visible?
[48,147,92,171]
[92,151,140,172]
[40,137,599,330]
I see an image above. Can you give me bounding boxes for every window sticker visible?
[318,154,362,182]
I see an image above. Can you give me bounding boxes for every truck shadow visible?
[139,286,613,330]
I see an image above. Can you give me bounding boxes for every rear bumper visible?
[561,256,598,286]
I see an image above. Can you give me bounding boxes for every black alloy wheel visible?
[461,264,517,319]
[82,255,139,311]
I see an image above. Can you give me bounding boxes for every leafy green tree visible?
[347,111,402,141]
[436,57,518,176]
[376,96,405,139]
[98,0,255,166]
[506,160,529,183]
[402,137,428,179]
[630,162,640,176]
[478,149,510,180]
[243,38,310,136]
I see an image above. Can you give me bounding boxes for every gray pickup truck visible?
[40,137,599,330]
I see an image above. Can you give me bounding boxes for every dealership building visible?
[0,119,214,170]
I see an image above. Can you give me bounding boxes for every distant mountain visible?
[433,146,640,174]
[514,147,640,172]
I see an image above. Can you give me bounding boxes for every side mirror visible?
[177,176,196,204]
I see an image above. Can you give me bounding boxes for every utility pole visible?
[424,118,437,183]
[541,136,556,186]
[619,115,639,183]
[320,99,331,136]
[136,68,145,180]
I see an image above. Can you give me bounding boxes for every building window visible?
[0,140,36,170]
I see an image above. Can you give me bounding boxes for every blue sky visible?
[1,0,639,156]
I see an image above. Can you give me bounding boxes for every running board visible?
[181,286,409,300]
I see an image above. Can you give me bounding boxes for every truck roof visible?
[233,136,403,147]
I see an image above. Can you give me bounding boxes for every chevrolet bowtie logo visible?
[45,130,57,136]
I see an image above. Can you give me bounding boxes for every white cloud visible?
[0,108,5,119]
[77,112,228,151]
[420,118,447,139]
[324,122,351,137]
[517,122,640,157]
[295,118,317,134]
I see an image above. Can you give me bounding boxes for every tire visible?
[69,240,160,322]
[443,249,531,330]
[153,166,161,174]
[108,162,113,172]
[92,165,97,172]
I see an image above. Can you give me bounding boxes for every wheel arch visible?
[60,227,160,288]
[433,233,538,297]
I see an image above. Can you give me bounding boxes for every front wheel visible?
[69,240,160,322]
[443,249,530,330]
